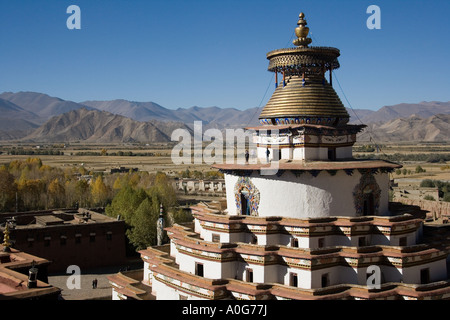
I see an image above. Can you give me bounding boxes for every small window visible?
[246,268,253,283]
[106,232,112,241]
[60,236,67,246]
[420,268,430,284]
[291,238,299,248]
[358,237,366,247]
[90,233,96,243]
[75,234,82,244]
[328,148,336,161]
[289,273,298,287]
[321,273,330,288]
[399,237,407,246]
[212,234,220,243]
[318,238,325,248]
[251,235,257,245]
[195,263,204,277]
[44,236,51,247]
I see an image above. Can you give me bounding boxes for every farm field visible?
[0,143,211,176]
[0,142,449,183]
[353,142,450,186]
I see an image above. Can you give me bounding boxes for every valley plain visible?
[1,141,449,185]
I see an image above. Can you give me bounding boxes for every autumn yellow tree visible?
[0,168,17,212]
[18,179,46,210]
[112,174,127,191]
[90,176,110,206]
[75,179,91,208]
[48,178,65,209]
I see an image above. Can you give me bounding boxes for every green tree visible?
[415,165,426,173]
[105,173,177,251]
[171,208,193,224]
[420,179,435,188]
[151,172,177,210]
[126,198,158,250]
[105,186,149,224]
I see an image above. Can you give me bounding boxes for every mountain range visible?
[22,108,193,144]
[0,91,449,143]
[358,114,450,142]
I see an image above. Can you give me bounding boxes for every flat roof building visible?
[0,244,61,300]
[0,209,127,273]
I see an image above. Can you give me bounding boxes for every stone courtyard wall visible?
[395,198,450,219]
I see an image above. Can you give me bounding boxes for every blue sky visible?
[1,0,449,111]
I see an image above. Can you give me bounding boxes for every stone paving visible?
[47,263,142,300]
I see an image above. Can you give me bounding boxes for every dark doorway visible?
[328,148,336,161]
[290,273,298,287]
[196,263,204,277]
[246,268,254,282]
[420,268,430,284]
[363,192,375,216]
[321,273,330,288]
[240,191,250,216]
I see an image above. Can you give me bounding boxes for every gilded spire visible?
[2,223,12,252]
[293,12,312,47]
[260,12,349,126]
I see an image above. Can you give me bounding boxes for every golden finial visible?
[293,12,312,47]
[2,223,12,252]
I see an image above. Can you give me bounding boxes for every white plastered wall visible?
[225,170,390,219]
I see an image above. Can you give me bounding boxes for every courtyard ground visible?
[47,261,143,300]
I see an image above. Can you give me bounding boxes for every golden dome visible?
[259,74,349,126]
[259,12,349,126]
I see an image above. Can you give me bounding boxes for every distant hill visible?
[356,101,450,124]
[0,91,94,124]
[82,99,262,129]
[0,98,41,139]
[347,108,375,123]
[358,114,450,142]
[22,108,193,143]
[0,97,40,120]
[0,91,449,143]
[81,99,177,122]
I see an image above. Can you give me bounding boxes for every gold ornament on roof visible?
[293,12,312,47]
[259,12,350,126]
[2,223,12,251]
